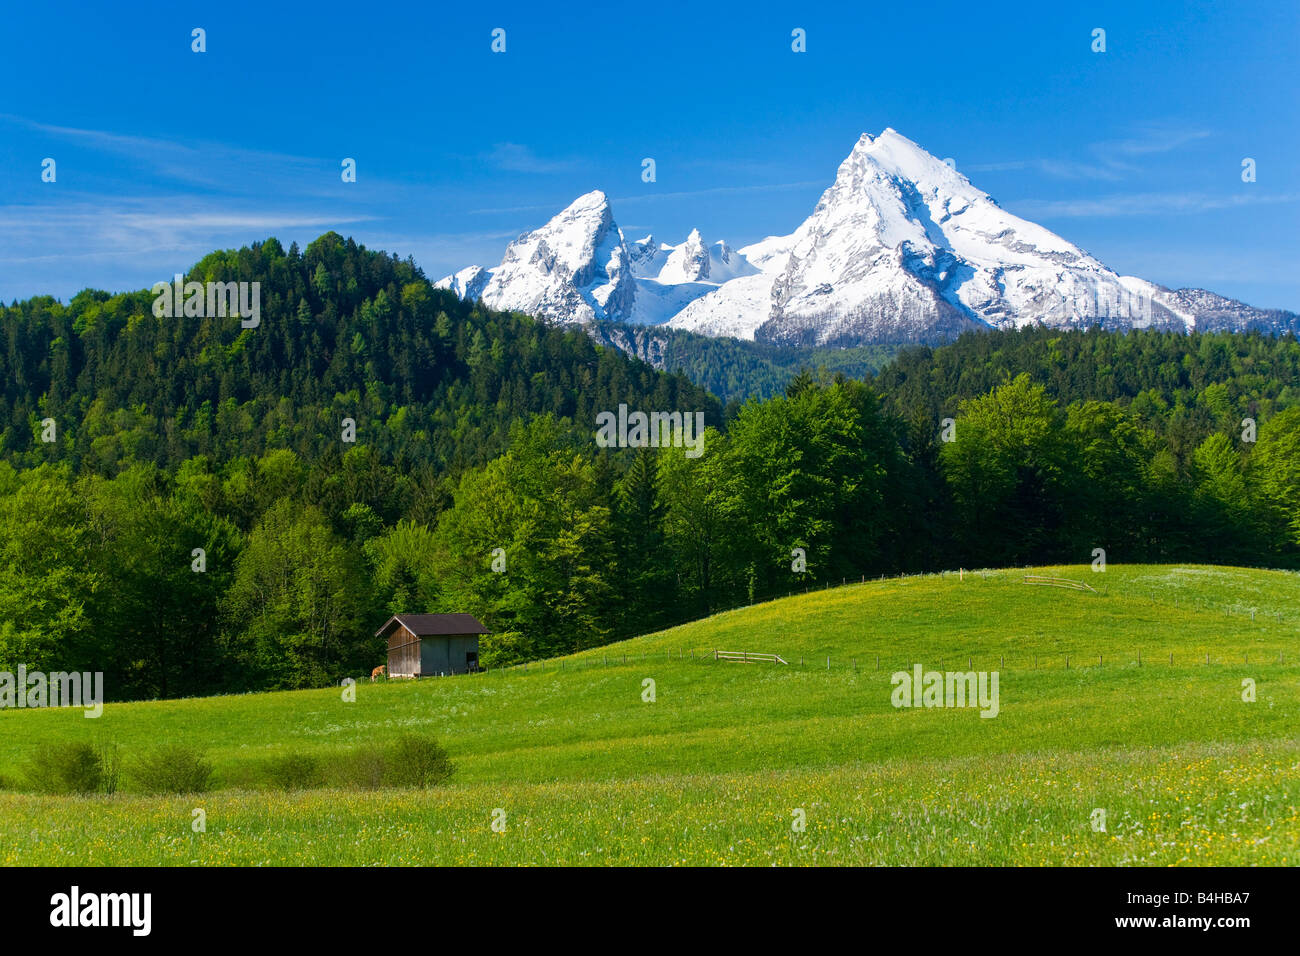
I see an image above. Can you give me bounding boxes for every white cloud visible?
[485,143,583,174]
[965,123,1214,182]
[612,180,824,204]
[1011,190,1300,219]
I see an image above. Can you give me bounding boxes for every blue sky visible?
[2,0,1297,310]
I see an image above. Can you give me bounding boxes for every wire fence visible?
[461,644,1291,680]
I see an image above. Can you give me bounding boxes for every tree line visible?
[1,234,1297,699]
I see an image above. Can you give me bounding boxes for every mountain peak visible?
[842,127,966,197]
[438,189,633,325]
[658,228,711,283]
[439,131,1297,344]
[566,189,611,214]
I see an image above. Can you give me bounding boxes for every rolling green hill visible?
[1,563,1296,865]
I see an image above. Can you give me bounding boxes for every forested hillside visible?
[589,320,898,404]
[876,326,1300,458]
[2,234,1298,702]
[1,232,718,474]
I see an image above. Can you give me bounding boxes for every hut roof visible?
[376,613,489,639]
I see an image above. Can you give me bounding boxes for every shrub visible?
[326,735,455,790]
[128,744,213,794]
[262,752,322,791]
[23,741,104,795]
[99,742,122,795]
[330,748,388,791]
[383,735,455,789]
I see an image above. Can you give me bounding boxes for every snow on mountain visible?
[628,235,664,277]
[737,234,795,273]
[657,229,711,284]
[626,232,763,325]
[436,130,1297,344]
[434,190,635,324]
[438,200,760,327]
[624,276,710,326]
[1150,286,1300,333]
[666,273,781,340]
[671,128,1181,344]
[437,265,492,301]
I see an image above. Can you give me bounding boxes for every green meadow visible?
[1,563,1297,866]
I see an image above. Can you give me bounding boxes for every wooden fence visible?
[1023,574,1098,593]
[713,650,788,664]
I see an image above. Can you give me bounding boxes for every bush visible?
[128,744,213,794]
[326,735,455,790]
[262,752,322,791]
[23,742,104,795]
[330,748,388,791]
[383,735,455,788]
[99,743,122,795]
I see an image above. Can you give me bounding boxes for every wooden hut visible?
[377,613,489,678]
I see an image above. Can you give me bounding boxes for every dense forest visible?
[588,320,898,404]
[1,232,718,475]
[2,234,1298,701]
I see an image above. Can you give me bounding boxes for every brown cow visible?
[370,665,386,682]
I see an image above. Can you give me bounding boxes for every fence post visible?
[826,656,830,670]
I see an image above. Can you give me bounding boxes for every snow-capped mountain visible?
[436,196,760,327]
[440,190,635,325]
[436,130,1299,345]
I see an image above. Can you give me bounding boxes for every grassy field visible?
[1,563,1297,865]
